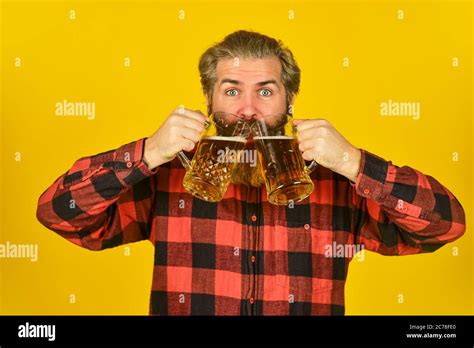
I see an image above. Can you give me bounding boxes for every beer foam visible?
[253,135,295,140]
[204,135,247,143]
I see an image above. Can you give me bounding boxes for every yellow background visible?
[1,0,472,314]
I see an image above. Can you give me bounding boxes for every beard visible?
[230,139,265,187]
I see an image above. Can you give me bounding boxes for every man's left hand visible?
[293,118,362,183]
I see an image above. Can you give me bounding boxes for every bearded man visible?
[37,30,466,316]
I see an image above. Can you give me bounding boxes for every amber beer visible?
[183,135,246,202]
[254,135,314,205]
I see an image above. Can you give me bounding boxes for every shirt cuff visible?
[112,138,159,183]
[352,149,390,203]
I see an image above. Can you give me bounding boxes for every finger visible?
[292,119,306,125]
[295,119,328,132]
[298,140,311,152]
[191,109,211,126]
[174,108,210,125]
[165,137,196,156]
[179,138,196,152]
[175,115,207,133]
[179,127,202,144]
[301,149,316,162]
[298,125,331,142]
[296,129,315,142]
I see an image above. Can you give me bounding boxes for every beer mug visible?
[251,113,318,205]
[177,112,250,202]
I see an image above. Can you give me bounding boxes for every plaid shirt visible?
[36,138,466,315]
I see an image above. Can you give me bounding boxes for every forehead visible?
[215,56,282,84]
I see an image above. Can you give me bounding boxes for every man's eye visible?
[225,89,239,96]
[259,89,272,97]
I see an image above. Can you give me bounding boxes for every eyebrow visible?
[256,79,278,87]
[220,78,240,85]
[219,78,279,87]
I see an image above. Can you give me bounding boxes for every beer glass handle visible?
[177,151,192,171]
[306,160,318,173]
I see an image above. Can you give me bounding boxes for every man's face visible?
[210,56,288,120]
[208,56,290,187]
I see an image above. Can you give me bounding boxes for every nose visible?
[239,112,257,122]
[236,94,262,122]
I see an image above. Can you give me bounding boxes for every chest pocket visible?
[272,219,335,298]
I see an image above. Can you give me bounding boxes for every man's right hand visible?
[143,108,209,170]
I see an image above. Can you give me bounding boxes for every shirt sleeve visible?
[36,138,158,251]
[350,149,466,255]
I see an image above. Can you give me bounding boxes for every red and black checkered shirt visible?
[36,138,466,315]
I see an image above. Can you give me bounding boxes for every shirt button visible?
[126,161,133,168]
[304,223,310,230]
[249,298,255,304]
[251,255,256,263]
[251,214,257,222]
[363,188,370,195]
